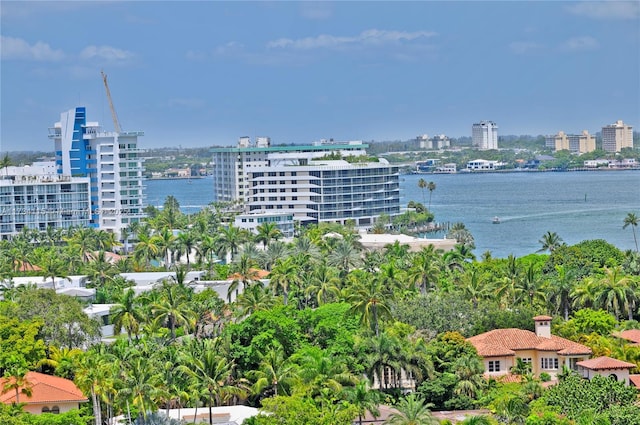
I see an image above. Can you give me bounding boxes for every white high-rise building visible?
[211,138,400,227]
[602,120,633,153]
[0,163,91,240]
[472,121,498,150]
[49,107,145,239]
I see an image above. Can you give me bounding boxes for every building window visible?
[541,358,558,370]
[488,361,500,372]
[51,406,60,414]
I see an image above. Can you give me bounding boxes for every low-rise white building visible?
[234,211,295,237]
[466,159,503,171]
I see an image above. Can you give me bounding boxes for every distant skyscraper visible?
[472,121,498,150]
[49,107,145,239]
[601,120,633,153]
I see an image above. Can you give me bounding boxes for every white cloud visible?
[299,2,332,20]
[0,36,64,61]
[214,41,244,55]
[560,36,600,51]
[509,41,544,54]
[267,29,437,50]
[567,1,640,20]
[80,45,134,61]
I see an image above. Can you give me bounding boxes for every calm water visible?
[145,171,640,258]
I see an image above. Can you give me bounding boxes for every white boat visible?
[492,216,501,224]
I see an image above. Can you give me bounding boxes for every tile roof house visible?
[576,356,638,387]
[467,316,592,379]
[0,371,87,415]
[615,329,640,346]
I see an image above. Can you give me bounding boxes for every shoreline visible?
[145,176,206,181]
[407,167,640,175]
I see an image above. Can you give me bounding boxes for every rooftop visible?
[616,329,640,345]
[0,372,87,405]
[468,328,592,357]
[576,356,637,370]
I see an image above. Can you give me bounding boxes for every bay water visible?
[145,171,640,259]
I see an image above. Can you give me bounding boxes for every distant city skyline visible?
[1,1,639,151]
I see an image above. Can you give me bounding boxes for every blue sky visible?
[1,1,639,151]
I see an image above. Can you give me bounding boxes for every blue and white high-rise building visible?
[49,107,145,239]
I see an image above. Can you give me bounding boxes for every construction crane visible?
[101,70,122,133]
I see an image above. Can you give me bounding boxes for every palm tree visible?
[227,254,260,302]
[292,347,356,397]
[36,346,83,379]
[134,228,160,269]
[249,345,299,397]
[407,246,442,295]
[348,274,393,336]
[514,263,545,307]
[111,288,145,340]
[623,212,639,252]
[327,239,362,277]
[360,332,404,390]
[384,393,438,425]
[447,222,475,248]
[255,222,282,249]
[269,257,299,305]
[427,181,436,210]
[119,356,162,422]
[37,250,70,290]
[458,267,491,308]
[537,231,564,253]
[74,348,116,425]
[179,339,247,425]
[217,225,246,264]
[459,416,494,425]
[0,152,12,178]
[453,354,485,400]
[175,230,198,267]
[306,262,341,306]
[1,362,33,404]
[64,227,98,263]
[154,227,176,268]
[418,178,427,206]
[260,240,288,271]
[593,266,636,320]
[546,265,576,320]
[234,284,276,317]
[150,281,195,339]
[86,251,118,289]
[345,379,381,425]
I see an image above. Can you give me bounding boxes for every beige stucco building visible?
[467,316,592,379]
[0,372,87,415]
[545,130,596,154]
[602,120,633,153]
[576,356,636,386]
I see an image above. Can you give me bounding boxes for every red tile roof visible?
[576,356,637,370]
[0,372,87,405]
[468,328,592,357]
[617,329,640,345]
[533,315,553,321]
[227,269,270,280]
[629,375,640,389]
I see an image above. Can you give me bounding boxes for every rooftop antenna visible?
[100,70,122,133]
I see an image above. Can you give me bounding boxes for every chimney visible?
[533,315,552,338]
